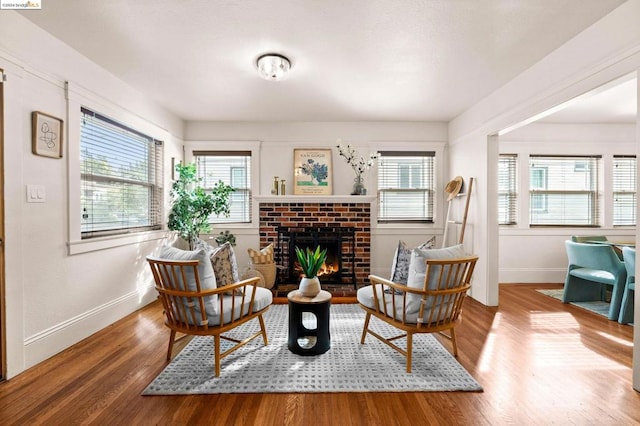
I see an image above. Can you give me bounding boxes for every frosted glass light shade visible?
[256,54,291,81]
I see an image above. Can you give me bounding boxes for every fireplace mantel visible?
[254,195,376,204]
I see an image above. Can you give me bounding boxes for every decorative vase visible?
[351,175,367,195]
[299,276,321,297]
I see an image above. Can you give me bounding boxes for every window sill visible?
[68,230,167,255]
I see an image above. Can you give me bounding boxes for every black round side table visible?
[287,289,332,355]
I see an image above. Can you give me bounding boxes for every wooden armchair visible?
[147,256,272,376]
[358,256,478,372]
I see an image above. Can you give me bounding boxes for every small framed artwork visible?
[293,148,333,195]
[32,111,63,159]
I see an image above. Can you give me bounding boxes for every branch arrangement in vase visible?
[335,140,380,178]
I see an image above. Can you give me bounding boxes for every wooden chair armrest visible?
[216,276,261,293]
[165,276,261,298]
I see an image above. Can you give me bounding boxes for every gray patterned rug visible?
[143,304,482,395]
[537,288,610,318]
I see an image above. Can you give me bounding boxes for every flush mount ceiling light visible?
[256,53,291,81]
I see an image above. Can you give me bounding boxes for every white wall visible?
[500,123,636,283]
[185,122,449,277]
[449,0,640,390]
[0,12,184,378]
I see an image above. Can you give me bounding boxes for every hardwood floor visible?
[0,284,638,425]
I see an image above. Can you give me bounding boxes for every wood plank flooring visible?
[0,284,638,425]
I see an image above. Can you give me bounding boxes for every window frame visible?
[377,150,436,224]
[67,82,169,255]
[192,150,253,224]
[498,153,518,225]
[528,155,601,227]
[612,155,637,226]
[185,141,261,229]
[80,107,164,239]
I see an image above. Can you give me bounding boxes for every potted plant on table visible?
[168,163,234,249]
[295,245,328,297]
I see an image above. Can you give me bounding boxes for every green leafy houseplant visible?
[295,246,328,278]
[168,163,234,249]
[215,230,236,247]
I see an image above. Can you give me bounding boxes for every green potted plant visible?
[168,163,234,249]
[295,245,327,297]
[215,230,236,247]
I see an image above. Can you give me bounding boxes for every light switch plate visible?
[27,184,46,203]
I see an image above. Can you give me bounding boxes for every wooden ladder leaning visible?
[442,177,474,248]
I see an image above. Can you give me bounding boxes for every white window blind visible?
[498,154,517,225]
[377,151,435,223]
[194,151,252,223]
[613,155,636,226]
[80,107,163,238]
[529,155,600,226]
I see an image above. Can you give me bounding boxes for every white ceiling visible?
[19,0,632,123]
[539,75,637,124]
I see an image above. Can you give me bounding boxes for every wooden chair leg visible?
[360,312,371,344]
[166,330,176,361]
[406,333,413,373]
[214,334,221,377]
[450,328,458,357]
[258,314,269,345]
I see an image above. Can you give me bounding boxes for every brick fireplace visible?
[258,198,372,293]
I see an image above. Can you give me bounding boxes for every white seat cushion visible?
[358,285,455,324]
[357,285,406,320]
[207,286,273,326]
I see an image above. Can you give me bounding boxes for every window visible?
[613,155,636,226]
[80,108,163,238]
[528,155,600,226]
[498,154,517,225]
[530,167,548,211]
[377,151,435,222]
[193,151,252,223]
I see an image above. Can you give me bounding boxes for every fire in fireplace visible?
[276,226,356,286]
[292,239,341,281]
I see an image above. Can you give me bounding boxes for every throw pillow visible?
[192,238,241,294]
[248,243,274,264]
[405,244,466,313]
[209,242,240,289]
[158,245,218,317]
[390,236,436,284]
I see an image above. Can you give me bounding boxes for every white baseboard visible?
[23,285,157,370]
[499,268,566,284]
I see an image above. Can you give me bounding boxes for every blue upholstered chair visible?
[619,247,635,324]
[570,235,623,259]
[570,235,608,243]
[563,240,626,320]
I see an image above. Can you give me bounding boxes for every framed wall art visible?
[32,111,63,158]
[293,148,333,195]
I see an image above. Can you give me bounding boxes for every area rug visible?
[536,288,610,317]
[143,304,482,395]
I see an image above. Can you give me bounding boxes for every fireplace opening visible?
[276,226,356,286]
[292,238,341,282]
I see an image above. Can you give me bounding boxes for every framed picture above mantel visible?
[293,149,333,195]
